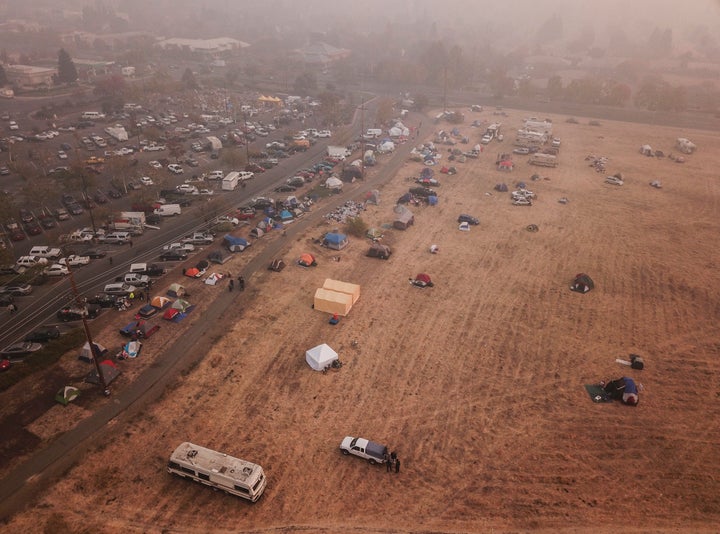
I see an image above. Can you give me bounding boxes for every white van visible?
[167,442,267,502]
[29,245,62,259]
[154,204,181,217]
[365,128,382,139]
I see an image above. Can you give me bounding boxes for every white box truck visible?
[222,171,240,191]
[327,146,350,159]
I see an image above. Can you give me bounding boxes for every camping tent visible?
[394,206,414,230]
[171,299,192,312]
[305,343,339,371]
[325,176,343,191]
[378,140,395,153]
[322,279,361,304]
[497,160,514,171]
[570,273,594,293]
[204,272,224,285]
[639,144,653,156]
[410,273,434,288]
[365,190,380,205]
[151,296,172,309]
[279,209,294,222]
[367,242,391,259]
[250,227,265,239]
[458,221,470,231]
[78,341,107,362]
[314,288,353,316]
[495,183,509,192]
[224,235,250,252]
[167,283,185,297]
[55,386,80,406]
[298,253,317,267]
[184,267,201,278]
[366,228,383,240]
[269,258,286,272]
[323,232,349,250]
[85,359,120,385]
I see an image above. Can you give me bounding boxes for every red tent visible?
[415,273,432,284]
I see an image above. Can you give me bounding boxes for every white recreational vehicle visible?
[167,442,267,502]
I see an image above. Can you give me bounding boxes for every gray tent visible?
[393,205,414,230]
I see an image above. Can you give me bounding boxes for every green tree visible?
[0,64,7,87]
[57,48,78,83]
[375,98,395,127]
[546,75,563,100]
[181,68,199,90]
[220,148,246,168]
[317,91,342,127]
[413,94,429,111]
[293,72,317,95]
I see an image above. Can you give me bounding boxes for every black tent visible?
[570,273,595,293]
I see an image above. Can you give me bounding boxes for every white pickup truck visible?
[339,436,388,465]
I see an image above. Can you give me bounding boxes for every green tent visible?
[55,386,80,406]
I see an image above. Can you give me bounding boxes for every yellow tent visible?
[314,288,353,316]
[322,279,360,304]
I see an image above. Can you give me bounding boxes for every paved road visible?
[0,103,421,521]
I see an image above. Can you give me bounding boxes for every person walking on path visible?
[228,279,234,292]
[384,452,391,472]
[8,303,17,315]
[395,457,400,473]
[108,256,113,266]
[238,276,245,291]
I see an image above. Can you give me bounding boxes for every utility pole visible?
[359,96,366,179]
[66,263,110,396]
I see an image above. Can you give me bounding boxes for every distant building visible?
[4,64,56,89]
[73,59,116,80]
[292,42,351,66]
[155,37,250,58]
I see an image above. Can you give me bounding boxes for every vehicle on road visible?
[182,232,214,245]
[59,255,91,267]
[167,163,184,174]
[87,293,119,308]
[1,342,43,357]
[44,264,70,277]
[84,248,107,259]
[0,284,33,296]
[57,304,101,322]
[24,326,60,342]
[164,242,195,254]
[102,283,137,296]
[159,250,188,261]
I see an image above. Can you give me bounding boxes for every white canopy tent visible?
[305,343,339,371]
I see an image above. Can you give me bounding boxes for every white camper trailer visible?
[167,442,267,502]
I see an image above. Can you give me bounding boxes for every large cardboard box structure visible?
[314,288,353,316]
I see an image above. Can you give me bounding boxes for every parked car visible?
[24,326,60,342]
[167,163,184,174]
[1,342,43,357]
[84,248,107,259]
[102,283,136,296]
[39,215,57,229]
[0,284,33,296]
[57,304,101,321]
[457,214,480,225]
[140,176,154,186]
[87,293,119,308]
[59,254,91,267]
[159,250,188,261]
[44,264,70,277]
[163,242,195,254]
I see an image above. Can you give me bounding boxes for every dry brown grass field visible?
[3,108,720,533]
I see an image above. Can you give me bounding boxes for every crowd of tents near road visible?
[8,105,698,418]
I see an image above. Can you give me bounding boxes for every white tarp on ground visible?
[305,343,339,371]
